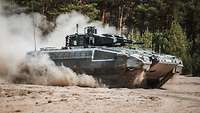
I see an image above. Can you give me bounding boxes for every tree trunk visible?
[119,6,124,35]
[101,9,106,24]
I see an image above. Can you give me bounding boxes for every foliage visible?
[165,20,192,73]
[11,0,99,20]
[141,30,153,48]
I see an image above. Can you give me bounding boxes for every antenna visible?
[32,1,37,51]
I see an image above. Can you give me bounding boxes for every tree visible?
[141,29,153,48]
[128,29,153,49]
[166,20,192,73]
[183,0,200,76]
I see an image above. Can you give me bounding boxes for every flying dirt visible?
[8,54,99,87]
[0,1,114,87]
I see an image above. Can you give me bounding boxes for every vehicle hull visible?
[28,47,182,88]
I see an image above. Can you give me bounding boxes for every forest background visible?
[5,0,200,76]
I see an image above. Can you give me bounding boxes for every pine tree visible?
[166,20,192,73]
[141,29,153,48]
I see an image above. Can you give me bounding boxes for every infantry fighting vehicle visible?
[28,26,183,88]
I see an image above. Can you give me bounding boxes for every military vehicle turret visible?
[28,26,183,88]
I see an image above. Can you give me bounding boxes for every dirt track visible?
[0,75,200,113]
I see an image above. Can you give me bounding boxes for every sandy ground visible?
[0,75,200,113]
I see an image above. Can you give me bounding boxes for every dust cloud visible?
[44,11,117,48]
[8,54,99,87]
[0,1,113,87]
[133,70,145,87]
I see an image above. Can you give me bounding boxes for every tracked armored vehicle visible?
[28,26,183,88]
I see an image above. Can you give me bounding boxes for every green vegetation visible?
[166,20,192,73]
[6,0,200,76]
